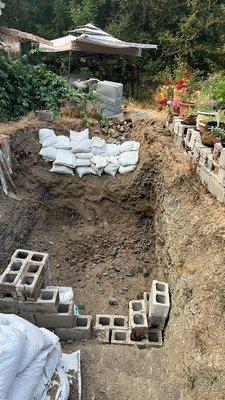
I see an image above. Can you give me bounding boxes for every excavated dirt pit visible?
[1,115,225,399]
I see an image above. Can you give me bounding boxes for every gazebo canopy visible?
[40,23,157,57]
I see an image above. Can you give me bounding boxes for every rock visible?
[114,266,121,273]
[109,298,119,306]
[127,267,138,277]
[36,110,54,122]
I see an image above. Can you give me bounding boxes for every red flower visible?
[159,98,168,105]
[175,79,186,90]
[165,80,171,86]
[183,72,192,80]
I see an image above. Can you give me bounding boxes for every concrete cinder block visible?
[55,315,92,341]
[129,312,148,338]
[18,288,59,314]
[94,314,128,333]
[213,143,222,161]
[145,329,163,348]
[149,280,170,319]
[35,302,74,328]
[0,294,19,314]
[217,169,225,187]
[111,329,129,346]
[143,292,149,313]
[16,261,47,301]
[11,249,49,266]
[148,314,166,330]
[218,148,225,169]
[129,300,147,314]
[207,174,225,203]
[0,259,27,299]
[19,313,36,325]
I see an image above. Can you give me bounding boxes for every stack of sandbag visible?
[39,128,140,177]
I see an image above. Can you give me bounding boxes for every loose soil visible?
[1,111,225,399]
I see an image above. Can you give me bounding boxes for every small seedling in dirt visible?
[206,371,218,385]
[187,370,197,389]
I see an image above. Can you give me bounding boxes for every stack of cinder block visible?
[0,249,92,340]
[94,280,170,348]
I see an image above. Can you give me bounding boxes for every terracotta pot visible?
[179,102,195,118]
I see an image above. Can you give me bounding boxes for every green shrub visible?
[0,53,98,122]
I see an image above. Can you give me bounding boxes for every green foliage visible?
[0,53,98,122]
[214,76,225,105]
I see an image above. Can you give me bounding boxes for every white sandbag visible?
[41,133,57,148]
[70,129,90,153]
[119,141,140,153]
[91,164,104,176]
[76,166,97,178]
[118,150,139,167]
[75,152,93,159]
[119,165,136,174]
[90,155,108,169]
[104,143,120,156]
[46,286,74,304]
[39,146,57,162]
[50,165,74,175]
[76,158,91,167]
[90,137,105,155]
[104,156,120,177]
[53,136,71,150]
[54,149,77,169]
[39,129,55,143]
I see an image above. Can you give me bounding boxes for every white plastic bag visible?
[90,137,106,155]
[104,156,120,177]
[119,165,136,174]
[53,136,71,150]
[119,141,140,153]
[39,129,56,143]
[50,165,74,175]
[70,129,90,153]
[39,147,57,162]
[118,150,139,167]
[54,149,77,169]
[104,143,120,156]
[76,158,91,167]
[90,155,108,169]
[76,166,97,178]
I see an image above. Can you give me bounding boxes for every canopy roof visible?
[40,24,157,57]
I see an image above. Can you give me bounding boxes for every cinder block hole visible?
[58,304,69,313]
[10,260,22,271]
[133,315,144,325]
[31,254,44,262]
[156,294,166,304]
[16,251,29,259]
[151,323,159,329]
[21,276,34,285]
[115,331,126,341]
[99,316,110,326]
[27,265,39,273]
[75,317,88,327]
[3,273,17,283]
[148,332,159,342]
[156,283,165,292]
[40,291,54,301]
[132,302,142,312]
[1,292,13,298]
[114,317,125,327]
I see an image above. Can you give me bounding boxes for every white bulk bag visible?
[39,147,57,162]
[118,150,139,167]
[50,165,74,175]
[104,143,120,157]
[119,165,136,174]
[70,129,90,153]
[90,155,108,169]
[119,141,140,153]
[90,137,105,155]
[104,156,120,177]
[39,129,56,143]
[76,166,97,178]
[54,149,77,169]
[53,136,71,150]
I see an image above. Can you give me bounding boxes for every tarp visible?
[39,23,157,57]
